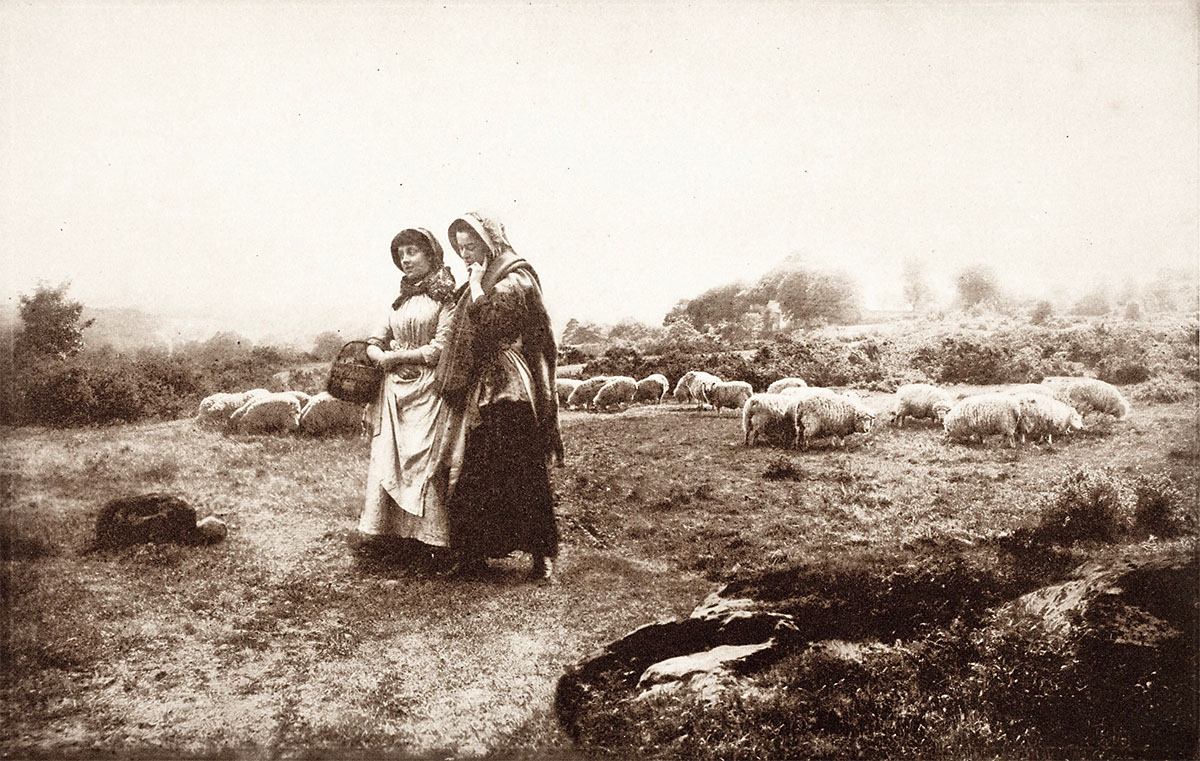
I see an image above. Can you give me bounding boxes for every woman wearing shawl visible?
[358,228,458,552]
[434,211,564,581]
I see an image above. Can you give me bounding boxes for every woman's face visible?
[456,229,490,267]
[397,244,433,280]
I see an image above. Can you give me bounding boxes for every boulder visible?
[92,493,226,550]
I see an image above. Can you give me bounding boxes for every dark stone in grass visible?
[91,493,224,551]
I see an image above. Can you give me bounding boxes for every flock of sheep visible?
[557,372,1132,449]
[197,371,1130,450]
[195,389,365,435]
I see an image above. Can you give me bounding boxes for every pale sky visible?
[2,1,1197,345]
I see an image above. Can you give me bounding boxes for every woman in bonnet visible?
[434,211,564,581]
[358,228,458,556]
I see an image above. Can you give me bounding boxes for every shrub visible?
[1030,300,1054,325]
[1130,375,1195,404]
[1097,356,1151,385]
[1032,468,1134,544]
[1133,473,1191,537]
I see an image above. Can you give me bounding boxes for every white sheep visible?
[892,383,953,428]
[701,380,753,416]
[298,391,366,436]
[943,393,1020,447]
[228,392,302,434]
[1013,392,1084,444]
[674,371,721,409]
[592,376,638,411]
[741,393,800,447]
[556,378,583,408]
[567,376,611,411]
[196,388,270,429]
[1055,377,1132,420]
[789,389,877,449]
[286,390,312,408]
[766,377,808,394]
[634,374,670,404]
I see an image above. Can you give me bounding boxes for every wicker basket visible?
[327,341,383,404]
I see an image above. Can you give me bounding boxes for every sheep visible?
[674,371,722,408]
[592,376,638,411]
[298,391,366,436]
[567,376,611,411]
[285,390,312,408]
[196,388,270,429]
[1055,377,1132,420]
[228,392,302,434]
[789,390,877,449]
[556,378,583,408]
[634,373,670,404]
[892,383,953,427]
[942,393,1020,447]
[742,393,800,447]
[1013,392,1084,444]
[700,380,753,416]
[766,377,808,394]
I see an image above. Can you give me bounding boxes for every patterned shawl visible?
[436,211,564,464]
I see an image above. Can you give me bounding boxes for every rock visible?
[91,493,221,550]
[636,641,778,702]
[195,516,228,543]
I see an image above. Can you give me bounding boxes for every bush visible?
[1033,468,1134,544]
[5,341,307,427]
[1130,375,1195,404]
[1097,356,1151,385]
[1133,473,1191,537]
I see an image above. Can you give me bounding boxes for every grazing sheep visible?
[228,392,302,434]
[196,388,270,429]
[742,393,799,447]
[943,393,1020,447]
[1014,392,1084,444]
[567,376,611,411]
[634,374,670,404]
[701,380,753,416]
[674,371,722,408]
[766,377,808,394]
[790,390,877,449]
[593,376,638,411]
[1056,377,1132,420]
[298,391,365,436]
[893,383,953,427]
[556,378,583,408]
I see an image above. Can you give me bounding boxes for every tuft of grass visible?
[762,455,806,481]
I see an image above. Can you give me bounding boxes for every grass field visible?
[2,386,1197,758]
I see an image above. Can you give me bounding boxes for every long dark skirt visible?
[448,400,558,559]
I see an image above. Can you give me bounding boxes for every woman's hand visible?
[467,262,486,301]
[366,344,386,367]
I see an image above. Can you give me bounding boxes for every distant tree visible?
[954,265,1000,309]
[683,282,750,332]
[1072,283,1111,316]
[607,319,663,348]
[662,301,691,327]
[562,318,606,345]
[1030,300,1054,325]
[312,330,345,360]
[902,258,932,312]
[15,281,94,359]
[774,269,860,325]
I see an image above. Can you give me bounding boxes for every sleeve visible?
[365,312,393,350]
[416,302,456,366]
[469,270,531,354]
